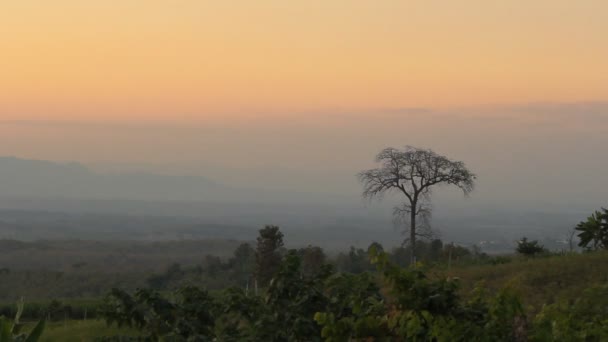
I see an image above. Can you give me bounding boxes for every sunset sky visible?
[1,1,607,210]
[2,1,607,122]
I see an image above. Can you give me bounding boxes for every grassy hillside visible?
[446,251,608,312]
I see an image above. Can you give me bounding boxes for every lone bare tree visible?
[358,146,476,264]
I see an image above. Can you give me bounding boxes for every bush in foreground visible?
[101,248,537,341]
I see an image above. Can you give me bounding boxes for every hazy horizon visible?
[2,102,607,214]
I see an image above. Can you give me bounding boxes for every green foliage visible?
[102,286,216,341]
[258,250,331,341]
[102,250,330,341]
[576,208,608,250]
[531,284,608,341]
[516,237,546,257]
[451,250,608,316]
[316,271,385,340]
[255,225,285,287]
[315,246,526,341]
[101,247,536,341]
[97,234,608,341]
[0,299,45,342]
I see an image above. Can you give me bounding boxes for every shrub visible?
[516,237,546,257]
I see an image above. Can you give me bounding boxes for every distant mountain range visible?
[0,156,384,226]
[0,156,306,203]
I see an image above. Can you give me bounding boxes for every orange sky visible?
[1,1,607,121]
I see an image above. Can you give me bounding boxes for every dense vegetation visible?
[100,244,608,341]
[1,207,608,340]
[101,248,524,341]
[95,214,608,341]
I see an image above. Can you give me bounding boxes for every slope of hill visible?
[447,251,608,312]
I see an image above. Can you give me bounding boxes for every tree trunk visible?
[410,205,416,265]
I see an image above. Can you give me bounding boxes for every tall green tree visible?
[254,225,284,286]
[576,208,608,250]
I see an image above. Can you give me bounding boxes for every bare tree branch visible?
[358,146,476,263]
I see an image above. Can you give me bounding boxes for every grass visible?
[21,251,608,339]
[24,320,139,342]
[444,251,608,312]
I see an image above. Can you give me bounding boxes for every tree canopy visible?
[576,208,608,251]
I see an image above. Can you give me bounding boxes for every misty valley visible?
[0,154,605,341]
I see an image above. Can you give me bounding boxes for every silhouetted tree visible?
[516,237,546,257]
[367,241,384,254]
[359,146,476,263]
[254,225,284,286]
[576,209,608,251]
